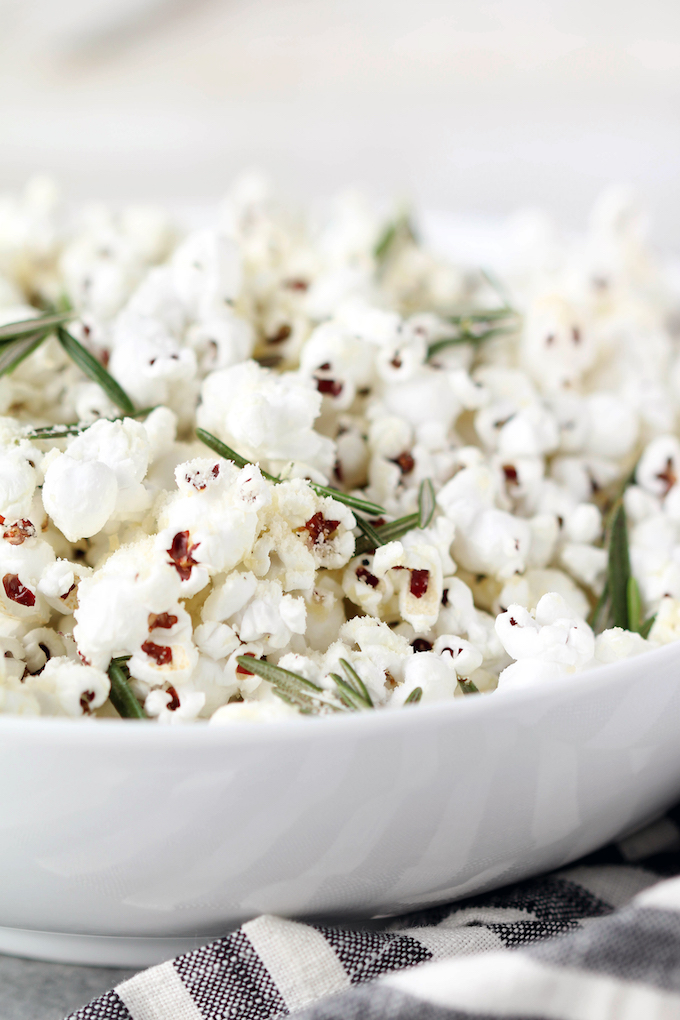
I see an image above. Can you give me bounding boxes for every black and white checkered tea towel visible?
[66,809,680,1020]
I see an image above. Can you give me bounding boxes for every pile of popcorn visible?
[0,173,679,723]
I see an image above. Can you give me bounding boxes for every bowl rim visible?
[0,639,677,748]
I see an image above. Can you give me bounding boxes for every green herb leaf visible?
[458,679,480,695]
[587,580,609,631]
[107,660,145,719]
[57,326,135,415]
[374,213,417,263]
[0,311,71,343]
[330,674,366,711]
[427,324,516,360]
[639,614,656,639]
[627,576,642,634]
[354,512,420,556]
[26,406,158,441]
[235,655,345,713]
[0,331,49,377]
[404,686,423,704]
[339,658,373,707]
[354,514,385,549]
[418,478,436,529]
[608,501,631,630]
[196,428,386,515]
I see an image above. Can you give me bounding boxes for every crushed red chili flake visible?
[572,326,581,344]
[411,638,433,652]
[441,645,463,658]
[167,531,200,581]
[2,519,36,545]
[409,569,430,599]
[166,685,181,711]
[268,323,292,344]
[236,652,258,676]
[148,612,178,631]
[80,690,96,713]
[100,349,110,368]
[390,354,403,369]
[211,464,220,478]
[656,457,677,495]
[283,278,309,292]
[78,651,91,666]
[393,451,415,475]
[298,512,340,545]
[141,640,173,666]
[356,565,380,588]
[315,378,343,397]
[441,588,449,606]
[502,464,518,485]
[3,573,35,607]
[369,517,386,527]
[509,616,518,626]
[333,459,344,482]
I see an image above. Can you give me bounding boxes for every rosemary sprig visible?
[458,679,480,695]
[374,213,417,263]
[235,655,345,713]
[354,514,385,548]
[57,326,135,415]
[608,501,632,630]
[418,478,436,529]
[0,330,49,377]
[639,614,656,639]
[404,686,423,704]
[427,322,517,360]
[0,311,71,343]
[107,658,145,719]
[354,512,420,556]
[196,427,386,516]
[25,406,157,441]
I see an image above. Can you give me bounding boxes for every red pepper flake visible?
[571,326,581,344]
[148,612,178,631]
[656,457,677,495]
[369,517,386,527]
[315,378,343,397]
[391,354,403,369]
[268,323,292,344]
[185,471,207,490]
[236,652,258,676]
[298,512,340,545]
[441,646,463,658]
[409,569,430,599]
[502,464,518,485]
[61,582,77,602]
[333,459,344,483]
[411,638,433,652]
[393,451,415,475]
[441,588,449,606]
[167,531,200,581]
[100,349,110,368]
[166,685,181,711]
[509,616,518,626]
[3,573,35,607]
[356,566,380,588]
[212,464,220,478]
[141,640,173,666]
[78,651,91,666]
[2,519,36,545]
[283,278,309,292]
[80,690,96,714]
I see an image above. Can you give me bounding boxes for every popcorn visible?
[0,177,677,721]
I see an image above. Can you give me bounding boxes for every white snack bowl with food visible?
[1,175,680,964]
[2,646,680,967]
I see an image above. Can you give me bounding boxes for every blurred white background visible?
[0,0,679,239]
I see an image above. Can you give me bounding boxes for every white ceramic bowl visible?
[2,642,680,967]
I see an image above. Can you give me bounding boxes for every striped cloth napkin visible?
[66,807,680,1020]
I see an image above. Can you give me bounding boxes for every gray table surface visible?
[0,955,137,1020]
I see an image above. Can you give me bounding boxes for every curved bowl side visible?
[1,642,679,942]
